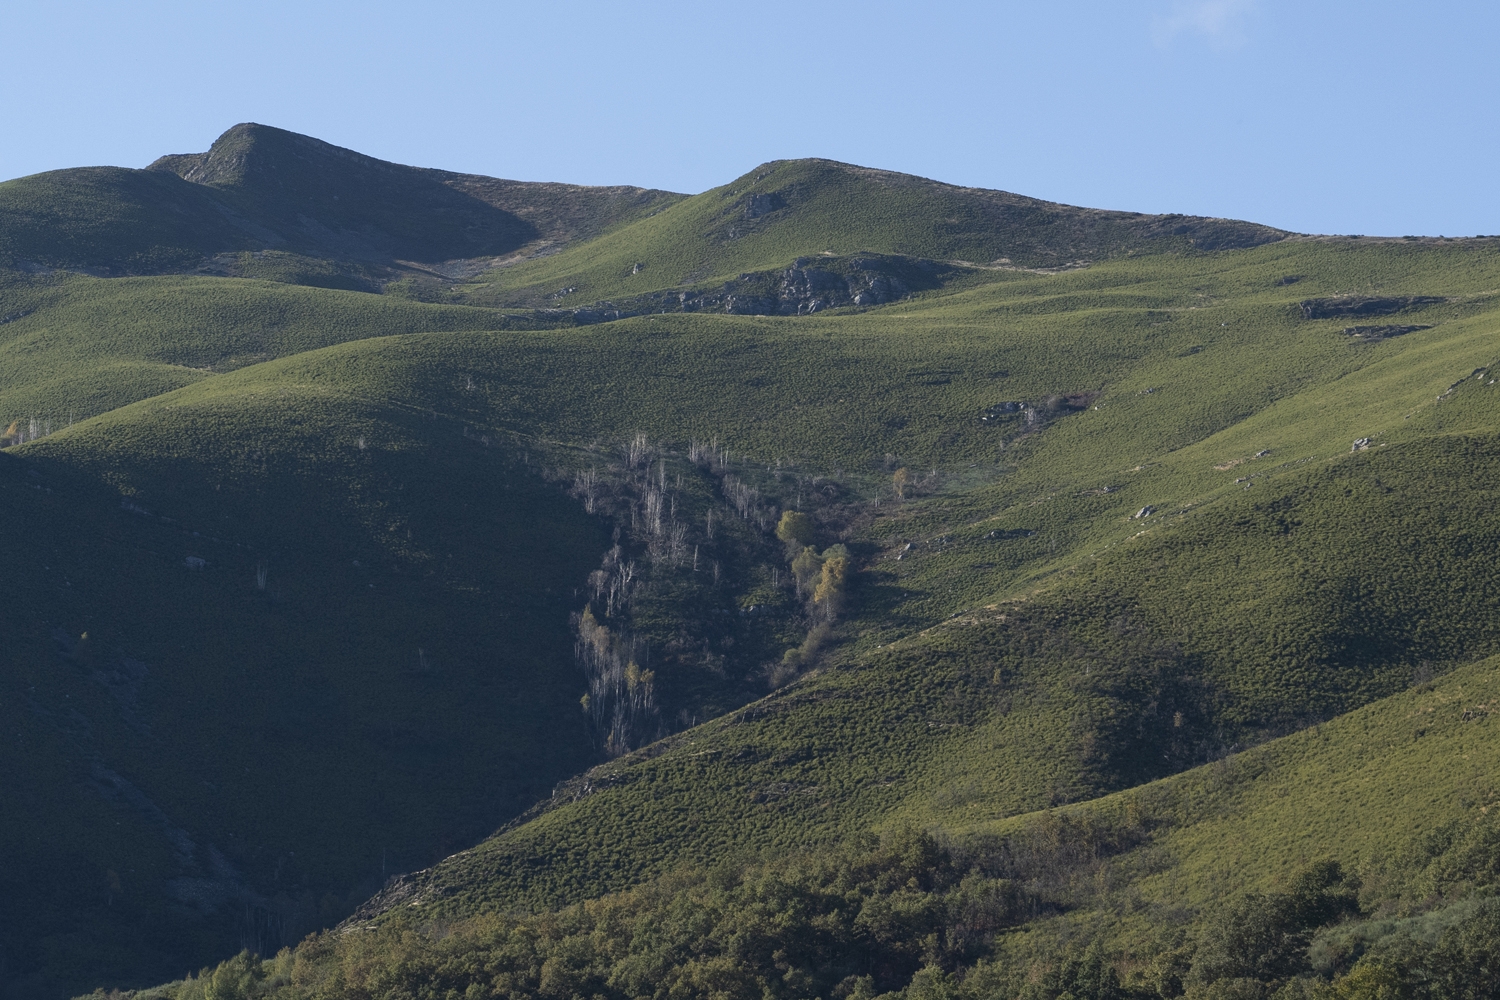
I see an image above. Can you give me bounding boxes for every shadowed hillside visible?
[132,651,1500,1000]
[0,124,680,283]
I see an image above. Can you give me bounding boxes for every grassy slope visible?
[358,420,1500,921]
[956,648,1500,987]
[0,269,544,423]
[315,239,1500,918]
[3,225,1497,996]
[8,238,1493,463]
[126,649,1500,1000]
[0,167,256,274]
[0,375,610,995]
[1143,652,1500,909]
[0,123,682,282]
[465,158,1287,308]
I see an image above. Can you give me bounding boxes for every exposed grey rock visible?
[744,192,786,218]
[980,402,1024,422]
[571,305,627,324]
[680,254,954,317]
[981,395,1093,430]
[1343,324,1431,340]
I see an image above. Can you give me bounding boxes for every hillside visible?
[0,388,608,991]
[0,126,1498,1000]
[0,269,543,423]
[130,649,1500,1000]
[0,123,679,283]
[0,123,1286,304]
[462,157,1290,311]
[341,369,1500,921]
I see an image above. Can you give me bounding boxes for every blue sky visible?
[5,1,1496,236]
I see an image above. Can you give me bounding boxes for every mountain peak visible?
[142,123,538,263]
[149,122,405,191]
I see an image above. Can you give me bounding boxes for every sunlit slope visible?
[250,240,1493,484]
[328,255,1500,924]
[170,650,1500,1000]
[469,157,1288,307]
[4,234,1498,996]
[827,237,1500,624]
[0,269,535,423]
[0,376,607,995]
[1146,651,1500,907]
[346,395,1500,924]
[2,211,1486,454]
[913,648,1500,989]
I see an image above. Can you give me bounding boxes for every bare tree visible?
[574,608,658,756]
[573,467,599,513]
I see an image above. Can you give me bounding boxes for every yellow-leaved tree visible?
[813,545,849,611]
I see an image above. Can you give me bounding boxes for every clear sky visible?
[5,1,1497,237]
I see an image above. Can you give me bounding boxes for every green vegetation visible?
[111,646,1500,1000]
[1,126,1498,999]
[0,386,608,991]
[0,269,540,422]
[0,123,678,280]
[460,157,1286,310]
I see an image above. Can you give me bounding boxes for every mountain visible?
[0,126,1496,1000]
[0,123,680,283]
[464,156,1290,312]
[0,123,1286,299]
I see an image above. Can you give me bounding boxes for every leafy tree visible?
[1190,861,1361,988]
[777,510,815,547]
[1310,962,1407,1000]
[1338,898,1500,1000]
[814,546,850,609]
[1428,898,1500,998]
[199,951,263,1000]
[792,545,825,597]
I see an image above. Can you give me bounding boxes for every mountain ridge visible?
[2,123,1291,294]
[0,123,680,283]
